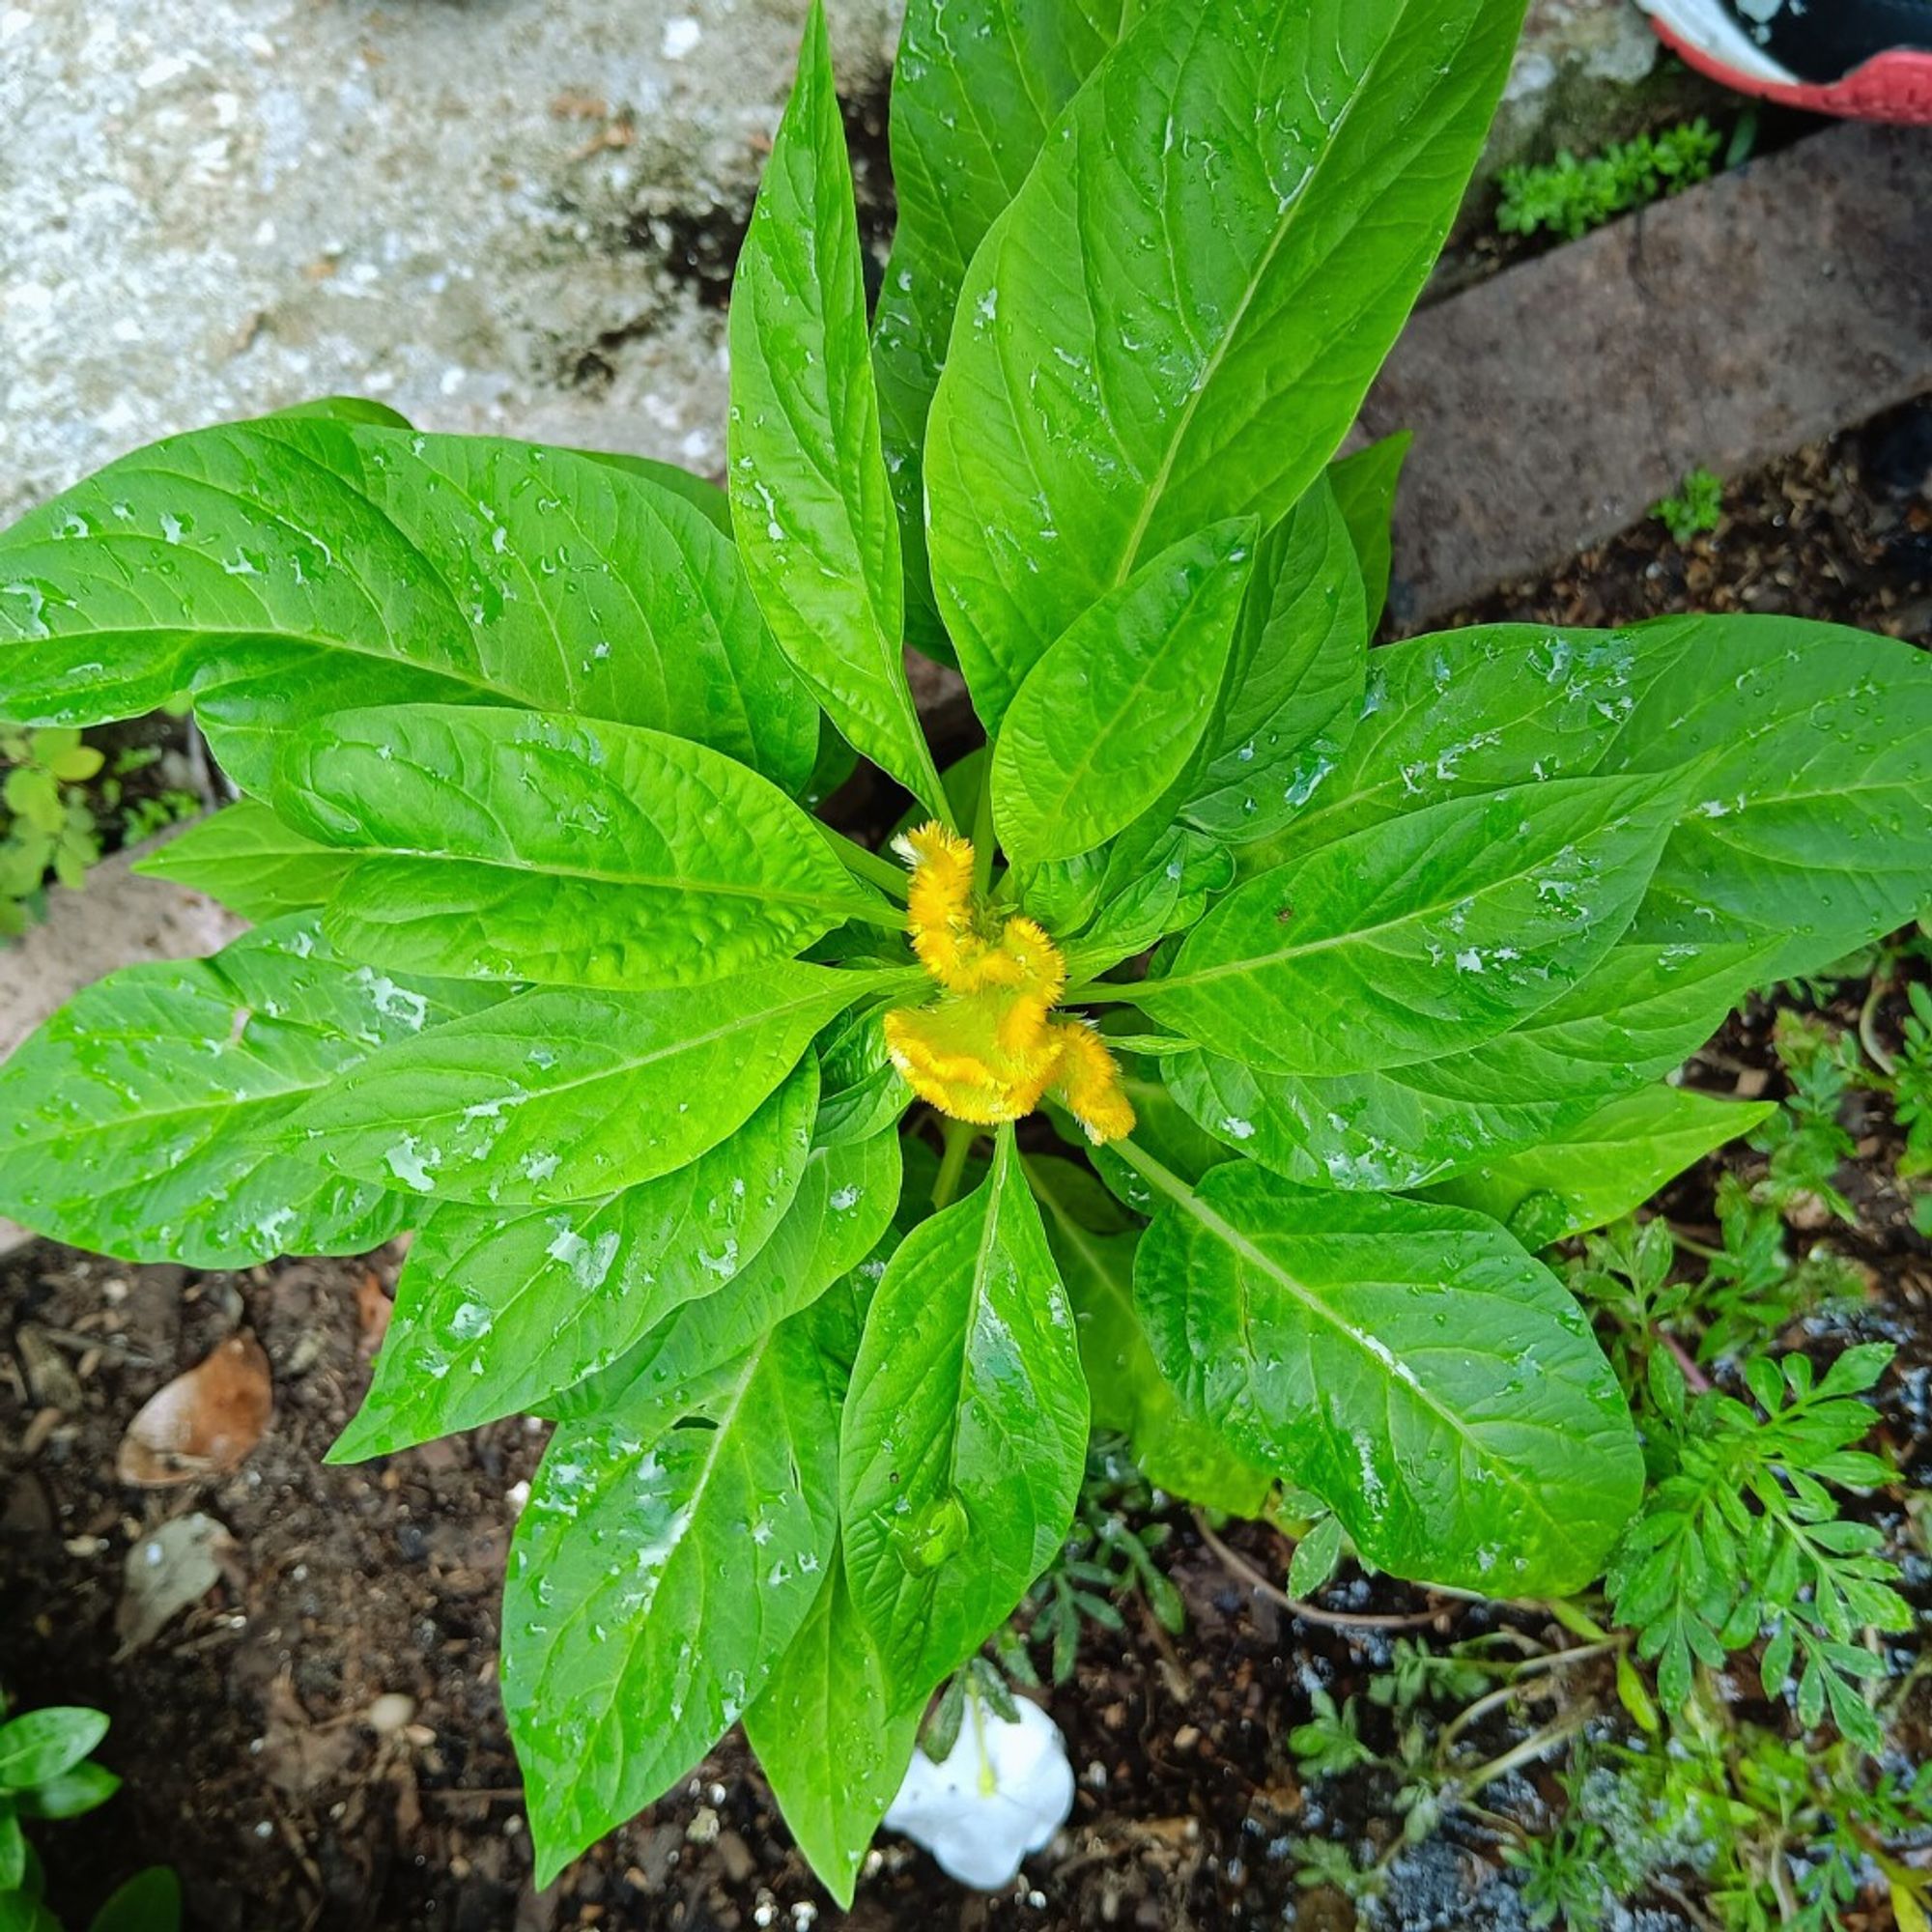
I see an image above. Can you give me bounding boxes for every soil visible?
[3,400,1929,1932]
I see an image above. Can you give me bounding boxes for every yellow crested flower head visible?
[883,823,1134,1146]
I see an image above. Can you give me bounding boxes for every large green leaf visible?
[1028,1155,1270,1515]
[328,1058,822,1460]
[992,521,1255,865]
[744,1549,923,1909]
[0,421,817,793]
[1253,616,1932,981]
[266,704,891,989]
[132,800,355,921]
[1181,478,1368,844]
[923,0,1526,722]
[874,0,1138,651]
[292,963,892,1206]
[1162,936,1777,1189]
[1130,1152,1642,1592]
[727,2,945,817]
[504,1302,845,1887]
[840,1131,1088,1701]
[1138,775,1683,1075]
[0,918,492,1265]
[1421,1084,1775,1246]
[547,1128,902,1422]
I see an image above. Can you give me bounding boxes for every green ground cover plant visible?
[0,1697,178,1932]
[1497,118,1722,242]
[1,0,1929,1902]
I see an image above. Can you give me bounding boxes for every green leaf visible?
[1253,616,1932,983]
[268,395,413,431]
[873,0,1135,652]
[1028,1154,1270,1516]
[0,421,816,794]
[571,449,733,535]
[0,1709,107,1791]
[1326,433,1411,634]
[1287,1515,1346,1599]
[12,1763,119,1820]
[504,1304,845,1888]
[1058,826,1234,980]
[1421,1085,1776,1244]
[726,2,945,818]
[266,704,890,989]
[87,1868,182,1932]
[1139,775,1684,1075]
[812,1004,912,1148]
[991,521,1255,865]
[923,0,1526,722]
[1130,1152,1642,1593]
[1181,479,1368,845]
[131,800,355,920]
[840,1131,1088,1702]
[293,963,888,1207]
[0,918,492,1265]
[743,1552,923,1908]
[1161,936,1777,1189]
[546,1128,903,1424]
[328,1057,823,1460]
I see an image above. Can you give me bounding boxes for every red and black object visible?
[1639,0,1932,123]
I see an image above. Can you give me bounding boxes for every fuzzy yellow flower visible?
[883,823,1135,1146]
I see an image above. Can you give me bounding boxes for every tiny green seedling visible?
[1,0,1930,1900]
[1653,464,1726,542]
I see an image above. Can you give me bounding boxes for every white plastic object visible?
[884,1692,1075,1889]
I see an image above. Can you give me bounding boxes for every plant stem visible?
[1063,980,1140,1006]
[971,748,997,897]
[1193,1513,1452,1634]
[823,827,909,901]
[932,1119,977,1211]
[1450,1711,1594,1797]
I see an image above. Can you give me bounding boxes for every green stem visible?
[971,747,997,898]
[932,1119,977,1211]
[1063,980,1141,1007]
[822,827,909,901]
[915,736,958,837]
[1547,1597,1615,1645]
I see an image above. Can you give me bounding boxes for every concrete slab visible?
[1366,123,1932,629]
[0,0,1696,533]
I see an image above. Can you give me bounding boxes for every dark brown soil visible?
[3,399,1929,1932]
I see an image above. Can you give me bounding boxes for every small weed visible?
[1497,119,1721,242]
[0,726,103,938]
[1653,464,1725,543]
[1607,1344,1908,1751]
[1001,1447,1184,1688]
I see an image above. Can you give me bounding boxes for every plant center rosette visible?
[883,823,1134,1145]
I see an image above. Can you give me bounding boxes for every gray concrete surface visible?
[0,0,1669,530]
[1366,123,1932,627]
[0,0,901,528]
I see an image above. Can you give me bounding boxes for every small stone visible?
[366,1692,416,1735]
[686,1804,721,1845]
